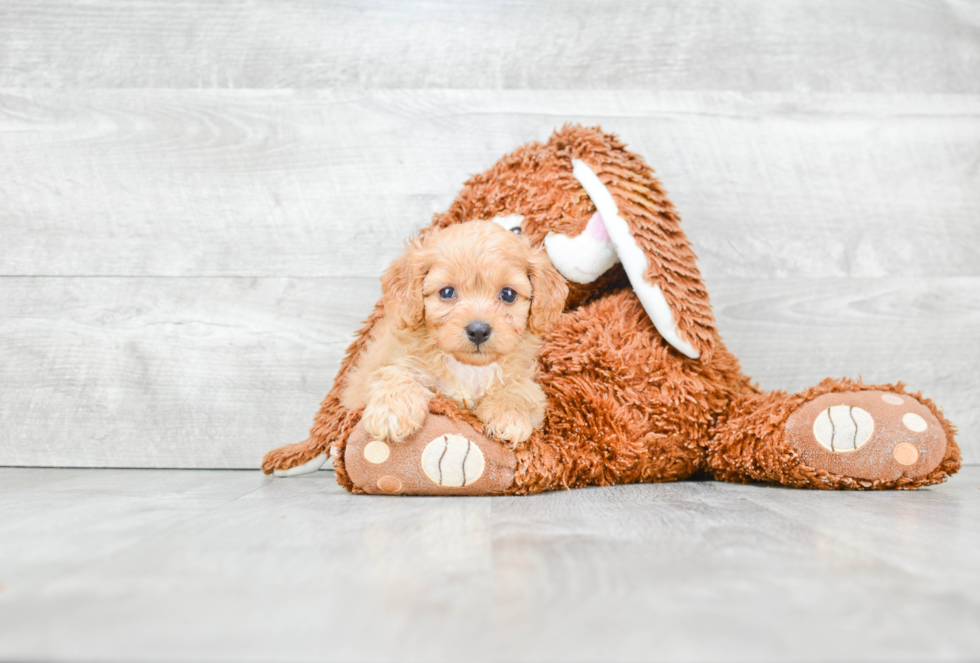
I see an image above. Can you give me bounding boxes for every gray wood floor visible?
[1,466,978,662]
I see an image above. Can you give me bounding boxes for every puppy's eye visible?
[510,227,522,235]
[439,287,456,300]
[499,287,517,304]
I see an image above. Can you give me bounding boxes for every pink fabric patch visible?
[585,212,609,242]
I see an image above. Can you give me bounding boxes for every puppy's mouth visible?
[454,345,498,366]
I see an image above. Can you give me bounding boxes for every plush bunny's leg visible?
[707,378,960,490]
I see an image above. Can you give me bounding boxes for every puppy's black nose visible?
[465,321,492,346]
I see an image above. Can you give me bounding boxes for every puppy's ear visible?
[381,236,426,331]
[527,247,569,335]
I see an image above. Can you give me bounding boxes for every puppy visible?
[341,221,568,446]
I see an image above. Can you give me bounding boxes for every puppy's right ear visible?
[527,246,569,335]
[381,236,426,331]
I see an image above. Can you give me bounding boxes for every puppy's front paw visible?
[362,388,430,443]
[481,410,534,447]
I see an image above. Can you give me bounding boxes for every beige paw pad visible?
[363,440,390,464]
[902,412,928,432]
[421,434,485,487]
[881,394,904,405]
[376,476,402,493]
[813,405,874,452]
[893,443,919,466]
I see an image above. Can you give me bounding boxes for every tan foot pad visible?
[785,391,947,482]
[345,414,517,496]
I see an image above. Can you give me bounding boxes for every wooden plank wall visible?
[1,1,978,469]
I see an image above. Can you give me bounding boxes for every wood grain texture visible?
[1,467,978,661]
[2,2,977,472]
[0,276,379,469]
[2,90,978,279]
[489,472,980,662]
[1,275,976,468]
[1,0,978,92]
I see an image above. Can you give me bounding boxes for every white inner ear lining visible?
[570,159,700,360]
[491,214,524,232]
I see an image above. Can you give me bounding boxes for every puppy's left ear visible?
[381,236,426,331]
[527,248,569,335]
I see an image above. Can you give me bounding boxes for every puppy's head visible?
[382,221,568,366]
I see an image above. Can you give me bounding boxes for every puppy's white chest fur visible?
[436,356,501,408]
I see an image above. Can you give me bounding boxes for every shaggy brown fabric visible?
[262,125,960,494]
[509,289,751,493]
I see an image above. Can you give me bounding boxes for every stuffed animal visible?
[262,125,960,494]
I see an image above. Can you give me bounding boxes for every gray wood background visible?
[1,1,978,469]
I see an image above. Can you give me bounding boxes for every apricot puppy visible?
[341,221,568,446]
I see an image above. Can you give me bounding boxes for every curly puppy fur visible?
[340,221,567,447]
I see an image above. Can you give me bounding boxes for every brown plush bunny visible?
[262,125,960,494]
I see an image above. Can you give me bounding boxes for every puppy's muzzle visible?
[465,321,492,347]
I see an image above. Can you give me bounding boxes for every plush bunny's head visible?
[431,125,716,360]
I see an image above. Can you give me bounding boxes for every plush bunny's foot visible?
[344,414,517,495]
[708,380,960,490]
[785,390,950,485]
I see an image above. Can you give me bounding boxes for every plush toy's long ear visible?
[527,246,570,335]
[554,126,717,360]
[381,236,426,331]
